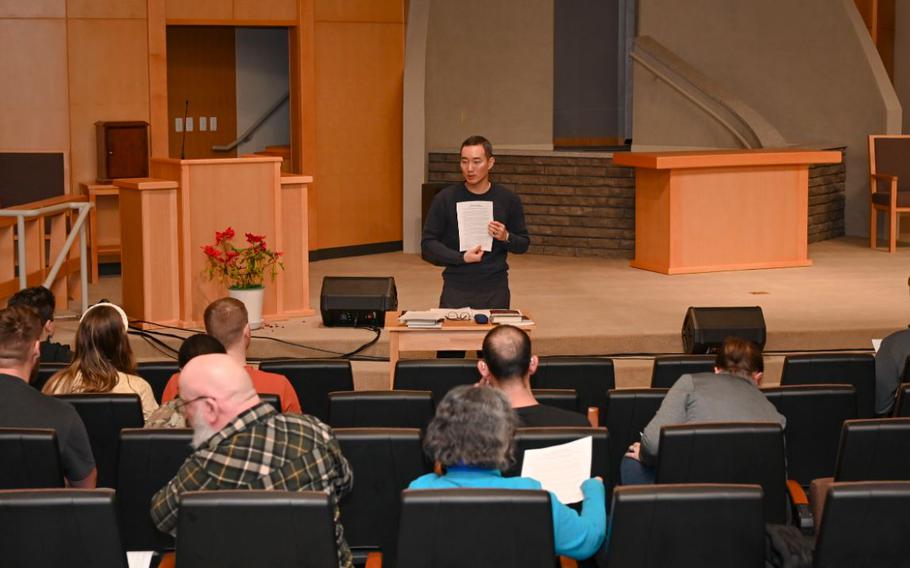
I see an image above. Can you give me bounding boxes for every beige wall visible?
[896,0,910,133]
[634,0,901,236]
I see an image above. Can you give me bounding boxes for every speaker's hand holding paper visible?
[457,201,494,252]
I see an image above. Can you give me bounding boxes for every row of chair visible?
[33,351,881,424]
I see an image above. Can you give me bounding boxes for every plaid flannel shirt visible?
[150,402,354,567]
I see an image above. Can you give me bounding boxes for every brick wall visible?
[427,148,845,256]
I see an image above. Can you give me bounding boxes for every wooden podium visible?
[115,157,314,327]
[612,149,842,274]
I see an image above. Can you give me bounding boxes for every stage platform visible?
[54,237,910,390]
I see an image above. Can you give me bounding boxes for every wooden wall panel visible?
[166,26,237,159]
[234,0,297,21]
[0,20,69,151]
[0,0,64,18]
[314,18,403,247]
[67,0,146,19]
[314,0,403,22]
[67,19,150,188]
[166,0,233,21]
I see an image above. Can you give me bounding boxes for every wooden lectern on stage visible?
[612,149,842,275]
[115,157,314,327]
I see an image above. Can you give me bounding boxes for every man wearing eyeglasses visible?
[422,135,530,313]
[151,354,354,567]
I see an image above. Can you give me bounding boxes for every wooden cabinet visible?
[95,121,149,183]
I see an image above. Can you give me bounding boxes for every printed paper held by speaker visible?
[456,201,493,252]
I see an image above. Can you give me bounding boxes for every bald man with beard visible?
[151,354,354,567]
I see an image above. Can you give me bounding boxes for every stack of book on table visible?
[490,309,524,324]
[398,310,444,329]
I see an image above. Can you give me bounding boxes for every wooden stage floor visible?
[56,237,910,390]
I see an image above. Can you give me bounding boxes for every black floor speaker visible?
[681,306,766,354]
[320,276,398,328]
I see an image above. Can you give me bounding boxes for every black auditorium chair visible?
[605,484,765,568]
[393,359,479,405]
[649,354,716,389]
[531,388,580,414]
[32,361,67,392]
[894,383,910,417]
[508,427,610,492]
[136,360,180,404]
[0,488,127,568]
[809,418,910,526]
[779,353,875,418]
[604,388,667,489]
[334,428,429,566]
[762,384,857,486]
[812,481,910,568]
[397,489,558,568]
[329,390,434,429]
[176,490,338,568]
[259,359,354,423]
[655,422,794,524]
[260,393,281,413]
[532,357,615,425]
[117,428,193,552]
[0,428,64,489]
[54,393,144,488]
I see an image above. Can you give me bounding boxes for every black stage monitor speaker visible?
[321,276,398,328]
[681,306,766,354]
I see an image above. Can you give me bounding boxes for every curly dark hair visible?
[423,385,517,471]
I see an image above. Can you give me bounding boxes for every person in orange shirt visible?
[161,297,301,414]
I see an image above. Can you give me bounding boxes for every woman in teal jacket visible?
[408,385,606,560]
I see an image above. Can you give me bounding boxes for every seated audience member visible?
[151,354,353,567]
[42,302,158,421]
[622,336,785,485]
[160,298,301,414]
[875,276,910,415]
[7,285,72,363]
[409,385,606,561]
[145,333,226,428]
[0,305,96,487]
[479,324,590,426]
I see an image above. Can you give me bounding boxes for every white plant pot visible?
[229,286,264,330]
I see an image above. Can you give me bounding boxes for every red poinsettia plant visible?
[202,227,284,290]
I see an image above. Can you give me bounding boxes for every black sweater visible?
[421,183,529,285]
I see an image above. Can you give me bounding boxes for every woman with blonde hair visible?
[43,303,158,421]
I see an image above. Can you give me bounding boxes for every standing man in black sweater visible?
[422,135,530,310]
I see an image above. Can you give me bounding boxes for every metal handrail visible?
[0,201,91,313]
[213,91,290,152]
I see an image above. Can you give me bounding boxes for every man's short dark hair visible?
[178,334,226,369]
[461,135,493,159]
[482,325,532,380]
[7,286,55,326]
[0,305,42,364]
[715,336,764,375]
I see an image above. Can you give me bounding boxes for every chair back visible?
[531,388,579,412]
[655,422,788,523]
[531,356,615,419]
[334,428,429,565]
[779,353,875,417]
[834,418,910,481]
[508,427,609,489]
[259,359,354,422]
[814,481,910,568]
[397,488,555,568]
[32,361,67,392]
[329,390,434,429]
[136,361,179,404]
[0,488,127,568]
[762,384,857,485]
[871,135,910,191]
[260,393,281,413]
[607,484,765,568]
[649,354,715,389]
[393,359,479,404]
[604,388,667,491]
[117,428,193,551]
[55,393,143,488]
[176,490,338,568]
[894,382,910,417]
[0,428,64,488]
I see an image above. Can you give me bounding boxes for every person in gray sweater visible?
[621,337,786,484]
